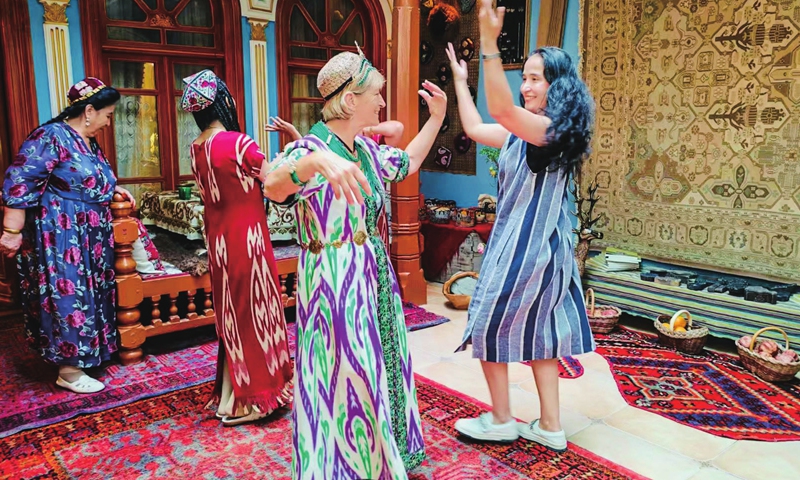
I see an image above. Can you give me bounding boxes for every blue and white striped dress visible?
[458,135,595,362]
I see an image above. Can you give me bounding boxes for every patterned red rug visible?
[402,301,451,331]
[557,356,585,379]
[596,327,800,442]
[0,376,644,480]
[0,325,218,439]
[0,303,448,439]
[527,356,584,379]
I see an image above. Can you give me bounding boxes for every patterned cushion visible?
[131,218,166,274]
[268,203,296,242]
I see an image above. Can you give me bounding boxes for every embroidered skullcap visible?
[317,42,377,100]
[180,69,219,113]
[68,78,107,106]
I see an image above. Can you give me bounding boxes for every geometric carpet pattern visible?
[0,303,449,439]
[581,0,800,279]
[0,377,646,480]
[596,327,800,441]
[0,325,218,439]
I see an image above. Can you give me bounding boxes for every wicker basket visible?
[443,271,479,310]
[654,310,708,355]
[584,288,621,334]
[736,327,800,382]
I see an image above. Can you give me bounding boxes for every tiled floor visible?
[412,283,800,480]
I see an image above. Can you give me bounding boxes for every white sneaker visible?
[454,412,519,442]
[517,419,567,452]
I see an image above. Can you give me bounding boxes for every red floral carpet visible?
[1,303,448,439]
[0,376,644,480]
[0,325,218,438]
[595,327,800,442]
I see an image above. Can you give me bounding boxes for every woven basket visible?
[654,310,708,355]
[443,271,479,310]
[585,288,621,334]
[736,327,800,382]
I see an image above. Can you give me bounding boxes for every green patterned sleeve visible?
[267,141,328,202]
[378,145,410,183]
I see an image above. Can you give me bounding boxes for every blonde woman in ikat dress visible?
[264,46,447,479]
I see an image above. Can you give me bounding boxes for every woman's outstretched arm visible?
[445,42,508,149]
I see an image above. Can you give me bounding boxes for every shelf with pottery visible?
[420,195,496,282]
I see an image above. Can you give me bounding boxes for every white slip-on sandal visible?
[56,374,105,394]
[220,410,268,427]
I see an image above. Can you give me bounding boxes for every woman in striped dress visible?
[449,0,596,451]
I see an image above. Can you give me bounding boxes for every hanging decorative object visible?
[459,0,477,14]
[420,78,437,107]
[427,0,461,34]
[420,41,434,65]
[436,62,452,85]
[439,114,450,133]
[454,131,471,153]
[458,37,475,62]
[434,146,453,169]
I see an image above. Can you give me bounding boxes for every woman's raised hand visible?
[478,0,505,44]
[445,42,469,82]
[419,81,448,120]
[266,116,302,141]
[312,152,373,205]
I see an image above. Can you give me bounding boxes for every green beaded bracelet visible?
[288,159,306,186]
[290,170,305,186]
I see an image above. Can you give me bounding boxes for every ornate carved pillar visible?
[389,0,426,305]
[248,20,271,154]
[39,0,74,117]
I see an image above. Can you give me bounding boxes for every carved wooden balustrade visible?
[110,193,298,365]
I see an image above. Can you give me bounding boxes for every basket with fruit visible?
[736,327,800,382]
[584,288,621,334]
[654,309,708,355]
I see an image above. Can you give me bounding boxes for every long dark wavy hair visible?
[190,77,241,133]
[523,47,595,177]
[40,87,121,152]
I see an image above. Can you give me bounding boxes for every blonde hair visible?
[321,68,385,121]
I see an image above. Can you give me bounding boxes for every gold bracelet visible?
[3,227,21,235]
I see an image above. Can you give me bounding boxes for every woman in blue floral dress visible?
[0,78,133,394]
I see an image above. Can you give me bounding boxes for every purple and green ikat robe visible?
[271,121,424,480]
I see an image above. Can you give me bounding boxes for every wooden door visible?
[0,0,39,317]
[0,36,20,312]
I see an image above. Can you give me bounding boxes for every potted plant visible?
[571,179,605,277]
[481,146,499,181]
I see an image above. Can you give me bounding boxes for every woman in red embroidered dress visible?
[181,70,293,426]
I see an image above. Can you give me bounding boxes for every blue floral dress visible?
[3,122,118,368]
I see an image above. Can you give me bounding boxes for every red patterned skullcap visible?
[67,77,107,106]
